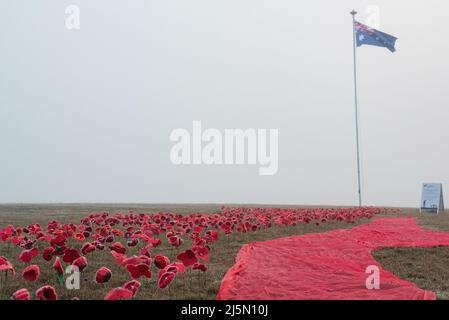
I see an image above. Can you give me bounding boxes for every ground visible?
[0,204,448,300]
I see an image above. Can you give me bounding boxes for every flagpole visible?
[350,9,362,207]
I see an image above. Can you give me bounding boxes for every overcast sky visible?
[1,0,448,207]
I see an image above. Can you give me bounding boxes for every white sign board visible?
[420,183,444,213]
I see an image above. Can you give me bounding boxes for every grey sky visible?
[1,0,448,207]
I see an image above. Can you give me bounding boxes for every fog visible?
[1,0,448,207]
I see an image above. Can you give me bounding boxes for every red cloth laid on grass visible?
[217,217,449,300]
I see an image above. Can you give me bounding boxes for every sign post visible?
[420,183,445,214]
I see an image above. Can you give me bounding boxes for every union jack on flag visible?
[355,21,398,53]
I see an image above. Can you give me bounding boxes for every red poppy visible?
[74,233,85,241]
[42,247,56,261]
[53,229,64,236]
[139,244,152,258]
[62,248,81,264]
[110,250,126,266]
[111,229,123,236]
[22,265,40,281]
[50,235,67,248]
[123,280,141,297]
[158,271,176,289]
[209,230,219,241]
[192,263,208,272]
[126,263,152,279]
[195,246,210,261]
[168,236,183,247]
[36,285,58,300]
[127,238,138,247]
[53,256,64,276]
[18,247,40,263]
[109,242,127,254]
[172,262,186,273]
[194,226,204,233]
[159,263,186,278]
[154,255,170,269]
[7,237,21,245]
[177,249,198,266]
[72,256,88,272]
[81,242,96,255]
[138,255,152,266]
[104,287,133,300]
[96,267,112,284]
[150,238,162,247]
[133,233,149,242]
[11,288,30,300]
[0,256,15,277]
[123,255,151,267]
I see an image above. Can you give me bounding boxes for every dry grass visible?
[1,204,449,300]
[373,246,449,300]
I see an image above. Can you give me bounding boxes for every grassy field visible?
[1,204,448,300]
[372,210,449,300]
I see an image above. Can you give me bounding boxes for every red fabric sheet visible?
[217,217,449,300]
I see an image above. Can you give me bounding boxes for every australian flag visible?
[355,21,398,53]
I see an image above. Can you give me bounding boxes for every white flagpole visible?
[350,9,362,207]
